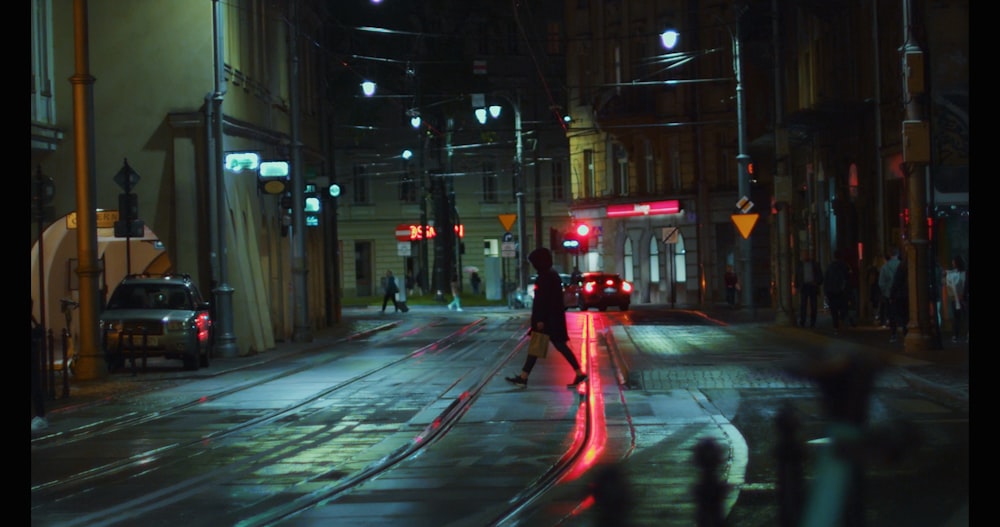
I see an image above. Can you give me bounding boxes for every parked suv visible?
[99,274,213,371]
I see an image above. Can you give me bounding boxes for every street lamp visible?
[666,16,751,310]
[478,92,527,300]
[727,14,753,313]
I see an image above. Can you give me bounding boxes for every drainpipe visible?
[210,0,237,357]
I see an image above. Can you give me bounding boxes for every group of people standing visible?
[792,246,969,343]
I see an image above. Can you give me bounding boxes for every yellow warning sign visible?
[731,213,759,239]
[498,213,517,232]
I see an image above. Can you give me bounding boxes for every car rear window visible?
[108,284,192,310]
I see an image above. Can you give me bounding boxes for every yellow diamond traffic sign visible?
[498,213,517,232]
[731,213,759,239]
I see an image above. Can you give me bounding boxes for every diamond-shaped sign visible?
[114,160,141,192]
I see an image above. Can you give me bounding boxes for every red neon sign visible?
[402,224,463,241]
[606,200,681,218]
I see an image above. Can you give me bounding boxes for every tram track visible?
[31,312,611,527]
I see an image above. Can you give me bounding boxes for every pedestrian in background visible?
[879,247,902,336]
[794,250,823,328]
[506,247,587,389]
[447,273,463,311]
[405,269,416,297]
[823,250,850,334]
[470,271,482,296]
[381,270,403,314]
[886,249,909,343]
[724,264,739,308]
[31,297,47,433]
[944,255,967,342]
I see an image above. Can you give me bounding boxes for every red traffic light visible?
[574,224,590,237]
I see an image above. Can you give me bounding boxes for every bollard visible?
[775,403,805,527]
[790,349,886,527]
[693,437,729,527]
[590,463,634,527]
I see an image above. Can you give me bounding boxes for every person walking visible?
[447,273,463,311]
[879,248,902,338]
[886,249,909,343]
[506,247,588,389]
[794,250,823,328]
[381,270,403,313]
[724,264,739,308]
[944,256,967,342]
[823,250,850,334]
[470,271,482,296]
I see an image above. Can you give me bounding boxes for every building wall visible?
[30,0,328,353]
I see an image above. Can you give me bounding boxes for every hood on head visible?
[528,247,553,272]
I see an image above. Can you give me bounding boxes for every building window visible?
[643,139,654,195]
[551,159,565,201]
[400,166,417,204]
[717,132,734,189]
[624,236,634,283]
[30,0,55,126]
[584,149,595,198]
[547,22,562,55]
[649,236,660,283]
[613,143,628,196]
[481,162,498,203]
[352,164,370,204]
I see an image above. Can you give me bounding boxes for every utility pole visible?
[901,0,933,352]
[733,12,753,314]
[772,0,794,325]
[289,0,311,342]
[70,0,105,380]
[210,0,237,357]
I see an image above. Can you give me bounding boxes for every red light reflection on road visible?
[560,313,607,483]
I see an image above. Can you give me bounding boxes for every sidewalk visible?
[694,303,969,406]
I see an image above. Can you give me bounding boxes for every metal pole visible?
[211,0,237,357]
[70,0,105,380]
[289,0,311,342]
[513,93,527,297]
[733,17,753,314]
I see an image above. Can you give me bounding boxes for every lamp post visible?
[730,14,753,313]
[484,92,527,299]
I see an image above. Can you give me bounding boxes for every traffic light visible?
[574,223,590,252]
[562,223,591,253]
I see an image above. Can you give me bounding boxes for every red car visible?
[565,272,632,311]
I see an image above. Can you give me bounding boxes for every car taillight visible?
[621,281,633,293]
[584,282,596,293]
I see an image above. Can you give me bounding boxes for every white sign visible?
[501,241,516,258]
[397,242,411,256]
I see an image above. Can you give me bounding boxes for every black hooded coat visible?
[528,248,569,344]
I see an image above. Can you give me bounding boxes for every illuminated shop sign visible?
[606,200,681,218]
[396,224,465,241]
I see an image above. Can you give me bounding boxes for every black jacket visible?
[528,248,569,344]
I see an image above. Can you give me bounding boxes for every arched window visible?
[623,236,634,282]
[649,236,661,283]
[674,232,687,283]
